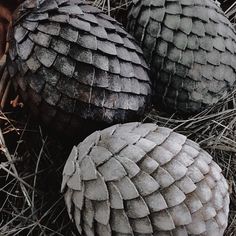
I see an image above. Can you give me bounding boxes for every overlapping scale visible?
[127,0,236,113]
[62,122,229,236]
[8,0,151,138]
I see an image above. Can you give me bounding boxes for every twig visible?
[0,127,32,206]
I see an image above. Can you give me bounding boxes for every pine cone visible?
[62,122,229,236]
[7,0,151,138]
[127,0,236,114]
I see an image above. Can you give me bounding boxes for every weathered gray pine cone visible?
[7,0,151,137]
[127,0,236,114]
[62,122,229,236]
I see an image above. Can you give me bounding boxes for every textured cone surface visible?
[127,0,236,114]
[7,0,151,137]
[62,122,229,236]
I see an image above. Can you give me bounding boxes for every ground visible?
[0,0,235,235]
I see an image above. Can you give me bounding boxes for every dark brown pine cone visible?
[7,0,151,138]
[127,0,236,114]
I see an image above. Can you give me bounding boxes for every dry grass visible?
[220,0,236,29]
[90,0,131,24]
[0,0,236,235]
[0,110,77,235]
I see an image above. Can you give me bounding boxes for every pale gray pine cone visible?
[62,122,229,236]
[7,0,151,137]
[127,0,236,114]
